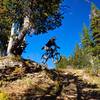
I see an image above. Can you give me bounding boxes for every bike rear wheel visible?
[41,53,49,64]
[52,53,61,64]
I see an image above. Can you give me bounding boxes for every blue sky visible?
[22,0,100,68]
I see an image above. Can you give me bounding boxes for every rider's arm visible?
[56,45,60,49]
[53,42,60,49]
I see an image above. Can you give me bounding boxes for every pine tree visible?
[91,3,100,56]
[73,42,91,68]
[73,44,83,68]
[90,3,100,74]
[56,56,68,69]
[82,24,93,49]
[81,24,93,57]
[0,0,64,56]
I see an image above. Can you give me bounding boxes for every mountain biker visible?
[41,37,60,54]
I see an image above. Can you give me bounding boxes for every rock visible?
[0,56,23,69]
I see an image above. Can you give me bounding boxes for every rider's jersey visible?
[46,40,56,47]
[42,38,60,50]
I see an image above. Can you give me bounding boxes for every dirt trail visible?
[24,70,100,100]
[55,71,100,100]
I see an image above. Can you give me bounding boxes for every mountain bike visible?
[41,47,61,65]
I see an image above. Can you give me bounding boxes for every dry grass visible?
[0,55,21,61]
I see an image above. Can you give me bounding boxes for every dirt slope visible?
[0,56,100,100]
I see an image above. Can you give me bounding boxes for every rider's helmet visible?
[51,36,56,41]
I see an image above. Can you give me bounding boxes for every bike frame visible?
[41,47,60,64]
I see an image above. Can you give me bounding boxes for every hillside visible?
[0,56,100,100]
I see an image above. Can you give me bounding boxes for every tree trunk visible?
[7,16,31,56]
[7,23,16,56]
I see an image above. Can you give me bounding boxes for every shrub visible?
[0,91,9,100]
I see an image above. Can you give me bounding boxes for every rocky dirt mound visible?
[0,56,100,100]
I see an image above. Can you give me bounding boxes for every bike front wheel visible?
[52,53,61,64]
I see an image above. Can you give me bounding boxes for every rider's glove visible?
[41,46,44,50]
